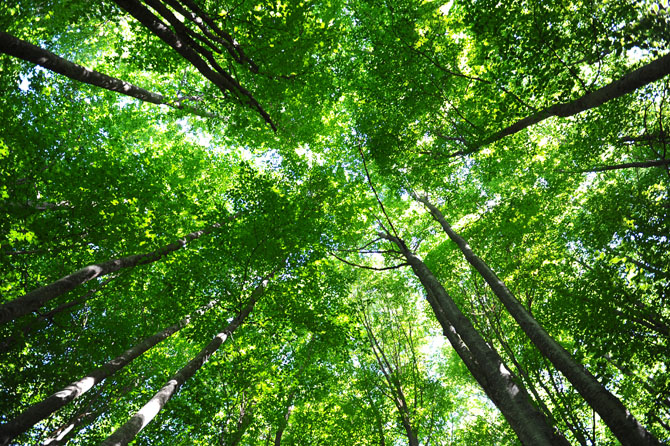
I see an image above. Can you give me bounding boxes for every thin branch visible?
[358,146,401,241]
[560,159,670,173]
[446,52,670,158]
[333,247,401,255]
[330,252,408,271]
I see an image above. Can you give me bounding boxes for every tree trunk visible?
[162,0,258,72]
[0,300,217,446]
[416,195,662,446]
[382,232,569,446]
[98,277,268,446]
[41,404,104,446]
[0,219,231,325]
[449,53,670,157]
[563,158,670,173]
[0,31,164,104]
[361,309,419,446]
[40,381,107,446]
[0,275,119,353]
[111,0,276,131]
[221,402,254,446]
[273,406,292,446]
[0,32,216,118]
[41,379,136,446]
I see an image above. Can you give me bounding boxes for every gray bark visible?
[0,219,230,325]
[0,301,216,446]
[0,32,216,118]
[450,53,670,157]
[0,276,118,353]
[41,379,136,446]
[361,310,419,446]
[382,232,569,446]
[98,278,268,446]
[41,405,103,446]
[273,407,292,446]
[111,0,276,131]
[416,195,662,446]
[0,31,164,104]
[563,159,670,173]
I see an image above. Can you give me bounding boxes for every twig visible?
[330,252,409,271]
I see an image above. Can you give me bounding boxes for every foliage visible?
[0,0,668,445]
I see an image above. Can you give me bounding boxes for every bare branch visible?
[330,252,408,271]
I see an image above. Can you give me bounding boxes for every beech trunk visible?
[98,278,268,446]
[0,31,164,104]
[450,53,670,157]
[111,0,276,131]
[0,301,216,446]
[417,195,662,446]
[0,220,229,325]
[382,233,569,446]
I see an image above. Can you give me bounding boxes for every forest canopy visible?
[0,0,669,445]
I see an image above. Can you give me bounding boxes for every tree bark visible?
[0,32,217,118]
[111,0,276,131]
[0,300,217,446]
[272,406,292,446]
[562,159,670,173]
[161,0,258,72]
[381,232,569,446]
[41,379,136,446]
[449,53,670,157]
[41,404,104,446]
[221,402,254,446]
[361,309,419,446]
[0,31,164,104]
[98,277,269,446]
[0,219,231,325]
[0,275,119,353]
[416,195,662,446]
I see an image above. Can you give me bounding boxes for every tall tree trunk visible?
[382,232,569,446]
[361,309,419,446]
[41,404,104,446]
[162,0,258,71]
[40,380,108,446]
[0,219,232,325]
[0,32,215,117]
[273,406,292,446]
[563,158,670,173]
[41,379,136,446]
[0,32,164,103]
[0,275,119,353]
[448,53,670,157]
[415,195,662,446]
[221,401,254,446]
[0,300,217,446]
[475,287,560,430]
[111,0,276,131]
[98,276,269,446]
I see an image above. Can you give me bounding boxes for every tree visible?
[1,0,668,445]
[413,193,661,446]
